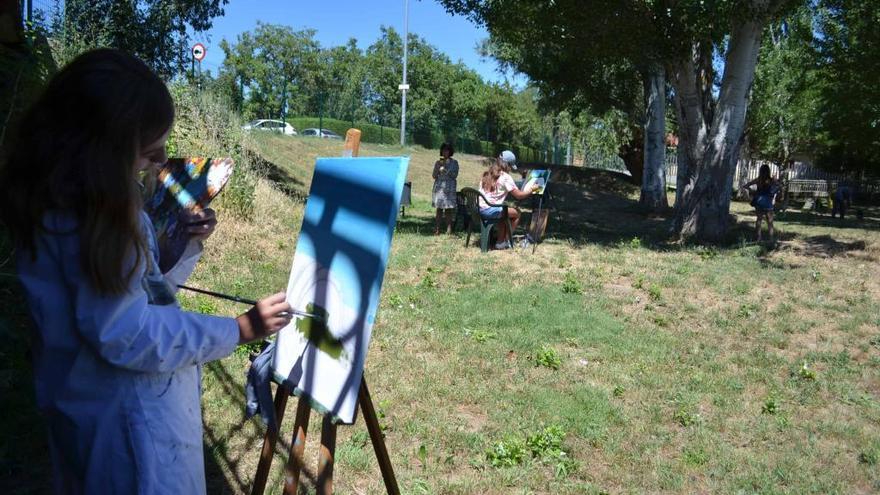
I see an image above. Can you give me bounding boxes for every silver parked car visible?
[242,119,297,136]
[300,128,342,139]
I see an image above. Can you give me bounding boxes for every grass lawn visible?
[2,133,879,493]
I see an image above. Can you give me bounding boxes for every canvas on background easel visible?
[524,169,551,253]
[252,131,405,495]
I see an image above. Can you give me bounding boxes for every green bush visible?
[286,116,545,159]
[486,426,577,478]
[535,346,562,370]
[287,117,400,145]
[486,437,527,467]
[169,84,258,219]
[561,271,583,294]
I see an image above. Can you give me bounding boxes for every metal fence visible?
[665,151,880,200]
[581,148,630,175]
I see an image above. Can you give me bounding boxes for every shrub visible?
[287,117,399,145]
[486,425,577,478]
[561,271,583,294]
[535,346,562,370]
[169,84,258,219]
[486,437,527,467]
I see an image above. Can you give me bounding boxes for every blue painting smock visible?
[15,211,239,494]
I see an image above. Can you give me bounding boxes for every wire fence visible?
[282,108,562,165]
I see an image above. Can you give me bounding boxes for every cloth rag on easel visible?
[245,341,278,430]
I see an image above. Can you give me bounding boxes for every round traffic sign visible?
[192,43,206,61]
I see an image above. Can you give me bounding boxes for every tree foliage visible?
[813,0,880,172]
[745,0,879,174]
[219,23,321,120]
[51,0,228,78]
[441,0,803,240]
[218,24,553,154]
[747,6,823,165]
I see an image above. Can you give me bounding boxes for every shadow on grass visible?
[202,359,319,495]
[545,181,674,247]
[773,207,880,231]
[512,170,876,257]
[395,213,437,236]
[251,152,309,203]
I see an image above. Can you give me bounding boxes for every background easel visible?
[251,376,400,495]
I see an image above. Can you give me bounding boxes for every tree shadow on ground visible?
[771,235,874,260]
[773,206,880,231]
[202,359,320,495]
[251,152,309,203]
[541,180,677,248]
[531,173,878,260]
[395,213,438,236]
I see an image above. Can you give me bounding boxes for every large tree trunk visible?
[670,43,713,209]
[639,66,668,210]
[672,20,765,241]
[619,127,643,183]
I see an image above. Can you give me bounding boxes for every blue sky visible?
[188,0,525,86]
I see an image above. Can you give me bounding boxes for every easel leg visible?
[282,398,312,495]
[316,416,338,495]
[251,384,290,495]
[359,378,401,495]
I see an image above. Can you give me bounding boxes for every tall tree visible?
[813,0,880,173]
[219,23,321,121]
[451,1,667,207]
[442,0,800,240]
[321,39,370,124]
[746,7,823,166]
[53,0,228,78]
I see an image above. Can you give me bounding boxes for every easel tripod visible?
[251,376,400,495]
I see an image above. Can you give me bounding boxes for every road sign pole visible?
[191,42,207,93]
[399,0,409,147]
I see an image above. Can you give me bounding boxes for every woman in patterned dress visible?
[432,142,459,234]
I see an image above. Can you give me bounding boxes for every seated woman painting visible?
[478,151,538,249]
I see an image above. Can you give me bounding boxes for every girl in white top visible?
[478,154,537,249]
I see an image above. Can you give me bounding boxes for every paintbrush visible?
[176,284,323,320]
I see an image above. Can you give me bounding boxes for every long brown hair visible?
[757,164,772,189]
[0,49,174,295]
[480,163,504,192]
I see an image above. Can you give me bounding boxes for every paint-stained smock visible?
[16,210,240,494]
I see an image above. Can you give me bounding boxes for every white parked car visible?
[242,119,297,135]
[301,128,342,139]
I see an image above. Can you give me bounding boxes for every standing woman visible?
[432,142,459,235]
[741,164,780,242]
[0,49,291,494]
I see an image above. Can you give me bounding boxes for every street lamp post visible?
[399,0,409,147]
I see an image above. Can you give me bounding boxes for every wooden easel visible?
[250,376,400,495]
[252,133,398,494]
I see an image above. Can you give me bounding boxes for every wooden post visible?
[282,398,312,494]
[251,384,291,495]
[344,129,362,158]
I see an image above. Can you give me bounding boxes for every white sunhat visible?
[499,150,517,170]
